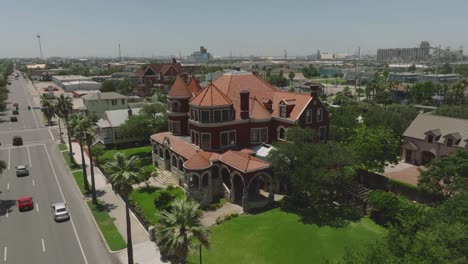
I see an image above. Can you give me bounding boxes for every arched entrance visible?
[221,167,231,189]
[247,173,274,202]
[421,151,436,165]
[164,149,171,170]
[232,174,245,205]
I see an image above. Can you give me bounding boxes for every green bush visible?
[205,198,227,211]
[215,212,239,224]
[367,190,417,226]
[153,186,183,212]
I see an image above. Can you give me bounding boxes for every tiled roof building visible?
[151,70,329,210]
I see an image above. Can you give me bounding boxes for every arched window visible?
[171,101,180,112]
[178,159,183,170]
[277,126,286,140]
[189,175,200,189]
[172,155,177,167]
[202,173,209,187]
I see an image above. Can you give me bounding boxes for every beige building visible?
[402,113,468,165]
[82,91,128,118]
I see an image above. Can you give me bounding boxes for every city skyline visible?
[1,0,467,58]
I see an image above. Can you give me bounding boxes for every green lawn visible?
[87,200,127,251]
[188,209,386,264]
[102,146,152,162]
[58,143,68,151]
[72,171,89,195]
[129,187,185,225]
[61,150,81,170]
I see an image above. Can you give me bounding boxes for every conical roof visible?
[168,76,192,97]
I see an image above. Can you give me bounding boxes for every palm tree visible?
[68,113,90,191]
[84,117,98,204]
[157,198,210,264]
[55,95,73,148]
[104,153,142,264]
[40,95,55,126]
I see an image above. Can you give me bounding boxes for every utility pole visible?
[36,34,44,59]
[118,43,122,61]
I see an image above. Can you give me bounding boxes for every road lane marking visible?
[48,129,54,141]
[6,183,9,191]
[6,210,8,218]
[41,239,45,252]
[32,179,35,186]
[7,148,10,170]
[3,247,6,261]
[43,144,88,264]
[27,145,32,167]
[36,203,39,212]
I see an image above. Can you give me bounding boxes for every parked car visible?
[51,203,70,221]
[13,136,23,146]
[16,165,29,177]
[18,197,34,211]
[12,110,18,115]
[10,116,17,122]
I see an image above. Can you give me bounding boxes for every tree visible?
[55,95,73,147]
[408,81,436,103]
[288,71,295,85]
[40,95,55,126]
[118,103,168,140]
[100,80,119,92]
[84,118,98,204]
[434,104,468,119]
[119,77,133,95]
[267,73,288,87]
[363,104,419,137]
[348,126,400,173]
[90,144,105,167]
[68,113,90,191]
[439,63,453,74]
[104,153,142,264]
[355,87,364,100]
[157,198,210,263]
[418,150,468,198]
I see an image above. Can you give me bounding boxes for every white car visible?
[51,203,70,222]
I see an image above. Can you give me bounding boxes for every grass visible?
[188,208,386,264]
[129,186,185,225]
[102,146,152,162]
[61,150,81,170]
[58,143,68,151]
[72,171,89,195]
[87,200,127,251]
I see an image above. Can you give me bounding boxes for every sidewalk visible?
[69,141,165,264]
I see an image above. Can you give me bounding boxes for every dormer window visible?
[427,135,434,143]
[279,104,287,118]
[447,138,453,147]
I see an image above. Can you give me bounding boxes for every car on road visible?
[13,136,23,146]
[10,116,18,122]
[13,102,19,106]
[51,203,70,221]
[12,110,19,115]
[16,165,29,177]
[18,197,34,211]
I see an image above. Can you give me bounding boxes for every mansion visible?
[151,70,329,210]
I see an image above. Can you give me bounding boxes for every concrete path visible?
[201,203,243,227]
[67,141,165,263]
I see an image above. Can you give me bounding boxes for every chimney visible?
[128,107,133,117]
[240,90,250,119]
[310,84,320,97]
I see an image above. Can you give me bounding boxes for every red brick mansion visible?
[151,70,329,210]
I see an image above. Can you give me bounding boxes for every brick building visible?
[151,70,329,210]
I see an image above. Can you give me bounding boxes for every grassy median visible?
[61,150,81,170]
[58,143,68,151]
[87,200,127,251]
[71,171,89,195]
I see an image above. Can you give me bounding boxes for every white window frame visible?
[305,109,313,124]
[201,133,211,149]
[191,108,199,121]
[220,130,236,147]
[169,121,181,136]
[191,130,200,145]
[251,127,268,143]
[317,108,323,122]
[279,104,287,118]
[319,126,326,142]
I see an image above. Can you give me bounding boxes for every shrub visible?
[367,190,419,226]
[205,198,227,211]
[215,212,239,224]
[153,186,184,212]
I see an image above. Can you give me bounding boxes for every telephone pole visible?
[118,43,122,61]
[37,34,44,59]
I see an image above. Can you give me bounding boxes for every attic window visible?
[447,138,453,147]
[427,135,434,143]
[279,105,287,118]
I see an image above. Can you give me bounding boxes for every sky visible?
[1,0,467,58]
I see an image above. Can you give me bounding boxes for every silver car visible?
[16,165,29,177]
[52,203,70,222]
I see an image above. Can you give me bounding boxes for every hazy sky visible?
[1,0,467,58]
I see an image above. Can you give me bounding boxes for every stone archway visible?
[247,173,274,202]
[164,149,171,170]
[421,151,436,165]
[231,173,245,206]
[221,166,231,189]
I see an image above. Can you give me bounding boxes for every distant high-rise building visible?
[377,41,431,62]
[188,46,211,63]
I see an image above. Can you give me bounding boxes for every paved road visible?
[0,73,118,264]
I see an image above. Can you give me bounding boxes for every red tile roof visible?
[187,77,202,95]
[272,91,312,120]
[220,150,271,173]
[151,132,198,159]
[190,82,233,107]
[168,76,192,97]
[184,152,212,170]
[146,63,182,76]
[250,97,272,119]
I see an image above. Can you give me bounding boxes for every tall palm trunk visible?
[79,139,89,191]
[65,115,73,157]
[87,138,97,204]
[58,117,65,144]
[124,197,134,264]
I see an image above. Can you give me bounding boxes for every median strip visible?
[87,200,126,251]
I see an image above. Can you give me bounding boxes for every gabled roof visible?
[183,152,212,170]
[403,113,468,147]
[104,108,142,127]
[151,132,198,159]
[190,82,233,107]
[145,63,182,76]
[249,97,271,119]
[272,91,312,120]
[168,76,192,98]
[187,77,202,94]
[220,150,271,173]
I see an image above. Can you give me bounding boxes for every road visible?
[0,72,118,264]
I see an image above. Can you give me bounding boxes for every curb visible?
[57,144,125,254]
